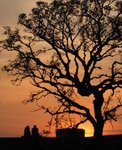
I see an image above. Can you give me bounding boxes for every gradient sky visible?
[0,0,122,137]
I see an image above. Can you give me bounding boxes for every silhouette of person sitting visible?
[23,125,31,138]
[31,125,39,138]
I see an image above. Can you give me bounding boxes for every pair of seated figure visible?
[24,125,39,138]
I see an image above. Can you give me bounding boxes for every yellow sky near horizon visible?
[0,0,122,138]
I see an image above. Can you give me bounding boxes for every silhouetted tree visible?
[0,0,122,138]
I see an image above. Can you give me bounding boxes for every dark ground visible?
[0,135,122,150]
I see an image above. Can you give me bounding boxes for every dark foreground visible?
[0,135,122,150]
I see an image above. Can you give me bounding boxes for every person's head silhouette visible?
[32,125,39,137]
[24,125,31,138]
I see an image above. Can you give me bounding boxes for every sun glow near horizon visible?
[79,122,94,137]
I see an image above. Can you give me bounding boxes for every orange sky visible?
[0,0,122,137]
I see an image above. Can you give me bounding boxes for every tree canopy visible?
[0,0,122,137]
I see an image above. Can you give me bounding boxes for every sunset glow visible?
[0,0,122,138]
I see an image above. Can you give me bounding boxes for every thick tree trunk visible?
[93,122,104,138]
[93,92,104,138]
[93,123,104,150]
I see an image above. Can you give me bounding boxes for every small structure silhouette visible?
[23,125,31,138]
[31,125,39,138]
[56,128,85,139]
